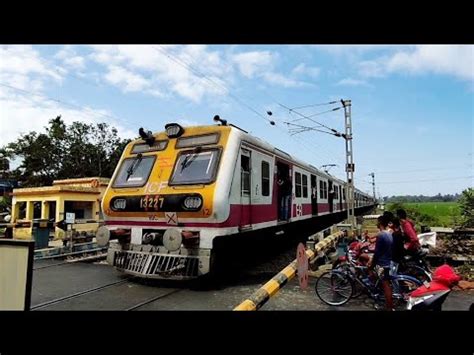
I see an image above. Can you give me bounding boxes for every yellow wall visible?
[12,192,104,240]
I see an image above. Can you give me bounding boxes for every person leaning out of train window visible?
[396,209,421,255]
[367,215,394,310]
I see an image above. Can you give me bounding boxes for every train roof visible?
[146,123,372,198]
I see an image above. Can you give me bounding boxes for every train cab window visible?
[302,174,308,198]
[261,161,270,196]
[170,149,221,185]
[112,155,156,188]
[241,155,250,195]
[295,172,302,198]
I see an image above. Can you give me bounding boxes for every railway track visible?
[33,251,108,270]
[31,278,133,310]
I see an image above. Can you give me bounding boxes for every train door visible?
[311,174,318,215]
[339,185,343,211]
[276,162,291,221]
[328,180,334,213]
[240,149,252,229]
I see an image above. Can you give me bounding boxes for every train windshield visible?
[112,155,156,188]
[170,149,220,185]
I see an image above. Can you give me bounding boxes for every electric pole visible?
[369,173,376,201]
[341,99,355,231]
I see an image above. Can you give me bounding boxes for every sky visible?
[0,45,472,198]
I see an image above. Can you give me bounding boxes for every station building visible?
[11,177,109,240]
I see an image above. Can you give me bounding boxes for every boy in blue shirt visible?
[368,214,394,310]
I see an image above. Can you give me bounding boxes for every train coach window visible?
[112,156,156,188]
[261,161,270,196]
[241,155,250,195]
[302,174,308,198]
[131,140,168,154]
[319,180,324,199]
[170,149,221,185]
[176,133,220,149]
[295,172,302,198]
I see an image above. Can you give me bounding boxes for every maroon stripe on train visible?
[105,202,335,228]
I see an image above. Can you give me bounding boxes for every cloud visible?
[336,77,370,87]
[104,65,151,92]
[231,51,274,78]
[0,45,63,88]
[357,45,474,82]
[55,46,86,70]
[292,63,320,78]
[358,60,386,78]
[261,72,308,88]
[89,45,230,103]
[0,90,136,148]
[385,45,474,81]
[0,45,136,146]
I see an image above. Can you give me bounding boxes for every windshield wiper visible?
[180,147,202,172]
[126,153,143,180]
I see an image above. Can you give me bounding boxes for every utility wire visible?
[279,102,342,135]
[0,82,131,127]
[289,101,339,110]
[153,45,274,125]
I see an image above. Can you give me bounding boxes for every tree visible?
[458,187,474,228]
[1,116,132,187]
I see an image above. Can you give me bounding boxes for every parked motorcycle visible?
[407,264,461,311]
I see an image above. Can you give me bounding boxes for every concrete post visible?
[41,201,49,219]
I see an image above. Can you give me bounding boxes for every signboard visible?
[297,243,308,290]
[0,239,34,310]
[65,212,75,224]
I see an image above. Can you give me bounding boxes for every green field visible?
[387,202,461,227]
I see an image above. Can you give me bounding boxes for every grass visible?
[387,202,462,228]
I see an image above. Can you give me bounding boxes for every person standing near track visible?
[396,209,421,255]
[368,214,394,310]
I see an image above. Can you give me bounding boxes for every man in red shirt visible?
[396,209,420,253]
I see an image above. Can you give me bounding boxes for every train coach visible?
[98,118,375,280]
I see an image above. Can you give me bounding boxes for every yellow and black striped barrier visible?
[233,231,344,311]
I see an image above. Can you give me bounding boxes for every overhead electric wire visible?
[0,82,133,128]
[153,46,349,177]
[289,101,339,110]
[278,102,342,135]
[153,45,274,125]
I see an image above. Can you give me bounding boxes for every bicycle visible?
[316,257,422,309]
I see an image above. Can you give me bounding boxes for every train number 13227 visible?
[139,196,165,210]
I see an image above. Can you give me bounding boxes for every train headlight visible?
[183,196,202,210]
[113,198,127,210]
[165,123,184,138]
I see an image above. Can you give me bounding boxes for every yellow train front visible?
[100,121,376,280]
[101,123,236,280]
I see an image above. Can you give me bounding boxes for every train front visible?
[99,123,232,280]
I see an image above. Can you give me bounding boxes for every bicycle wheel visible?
[392,276,422,308]
[402,264,432,283]
[351,279,365,298]
[315,271,353,306]
[333,263,365,299]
